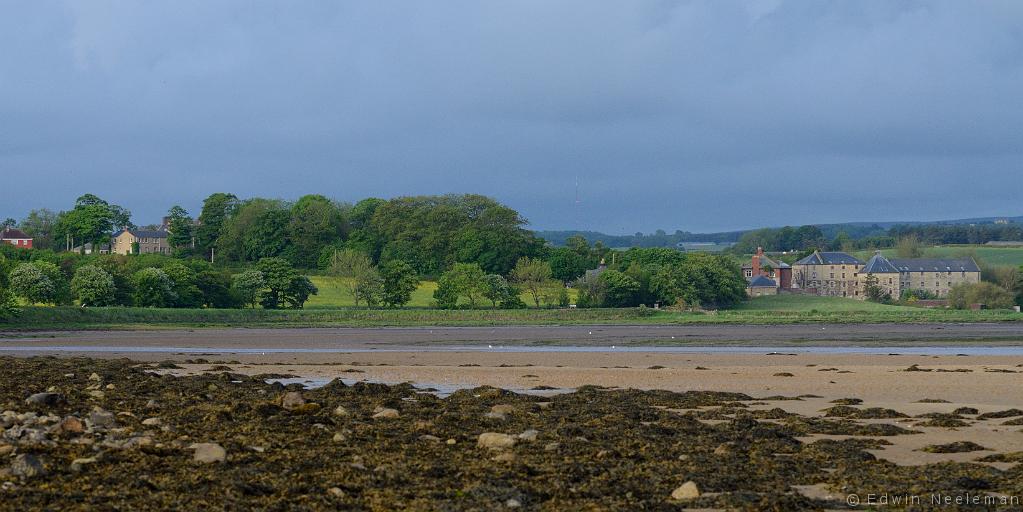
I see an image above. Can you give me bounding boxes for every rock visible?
[536,402,553,409]
[10,454,45,478]
[122,436,153,450]
[671,481,700,500]
[70,457,96,472]
[543,442,560,452]
[332,405,349,417]
[25,393,64,407]
[0,444,13,456]
[57,416,84,434]
[141,417,161,426]
[419,434,441,442]
[518,430,539,442]
[290,403,321,414]
[249,446,266,453]
[506,498,522,508]
[88,408,117,429]
[145,399,159,410]
[280,392,306,410]
[332,433,346,443]
[491,452,516,462]
[446,439,457,445]
[477,432,517,450]
[486,404,516,420]
[327,487,345,498]
[87,390,105,399]
[105,384,116,390]
[372,408,399,419]
[190,443,227,463]
[88,373,101,382]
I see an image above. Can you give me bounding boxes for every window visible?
[830,273,834,278]
[842,273,846,278]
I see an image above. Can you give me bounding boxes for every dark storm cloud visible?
[1,1,1022,233]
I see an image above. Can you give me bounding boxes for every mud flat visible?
[2,356,1023,510]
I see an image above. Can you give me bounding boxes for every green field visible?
[852,245,1023,267]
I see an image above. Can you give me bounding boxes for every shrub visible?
[133,268,177,307]
[71,265,116,306]
[948,282,1015,310]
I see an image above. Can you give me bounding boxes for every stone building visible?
[111,229,170,255]
[859,251,980,299]
[791,250,863,297]
[747,275,779,297]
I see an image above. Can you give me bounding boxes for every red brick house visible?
[0,228,32,249]
[742,247,791,289]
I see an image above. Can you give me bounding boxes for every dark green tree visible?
[166,206,194,251]
[196,193,239,260]
[71,265,116,306]
[379,260,419,308]
[132,268,176,307]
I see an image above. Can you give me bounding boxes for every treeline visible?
[0,248,316,311]
[731,222,1023,254]
[538,229,742,248]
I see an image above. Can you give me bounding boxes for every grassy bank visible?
[2,299,1021,331]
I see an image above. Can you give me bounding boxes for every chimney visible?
[752,247,762,277]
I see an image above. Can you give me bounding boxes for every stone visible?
[332,433,346,443]
[671,481,700,500]
[105,384,116,390]
[10,454,45,478]
[506,498,522,508]
[57,416,85,434]
[87,390,105,399]
[491,405,516,415]
[517,430,539,442]
[190,443,227,463]
[713,443,732,455]
[88,408,117,429]
[477,432,517,450]
[372,408,399,419]
[141,417,161,426]
[327,487,345,498]
[536,402,553,409]
[543,442,560,452]
[332,405,349,417]
[0,444,13,456]
[88,373,101,382]
[70,457,97,472]
[419,434,441,442]
[122,436,153,450]
[25,393,64,407]
[491,452,516,462]
[145,400,159,410]
[446,439,457,445]
[280,392,306,410]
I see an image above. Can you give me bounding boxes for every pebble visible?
[543,442,560,452]
[88,373,101,382]
[88,408,117,429]
[517,430,539,442]
[70,457,97,472]
[105,384,116,390]
[145,400,159,410]
[419,434,441,442]
[327,487,345,498]
[25,392,64,407]
[332,405,349,417]
[141,417,161,426]
[190,443,227,463]
[477,432,517,450]
[671,481,700,500]
[446,439,457,445]
[281,392,306,410]
[506,498,522,508]
[10,454,45,478]
[87,390,105,399]
[58,416,85,434]
[491,452,516,462]
[0,444,13,456]
[372,408,399,419]
[332,433,346,443]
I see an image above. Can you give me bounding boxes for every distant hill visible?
[538,215,1023,248]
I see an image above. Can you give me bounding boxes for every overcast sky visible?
[2,1,1022,233]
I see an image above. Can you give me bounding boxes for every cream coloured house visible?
[111,229,170,255]
[858,251,980,299]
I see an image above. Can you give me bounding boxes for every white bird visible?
[488,345,493,349]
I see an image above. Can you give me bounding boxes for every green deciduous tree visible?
[232,270,265,308]
[10,264,57,305]
[256,257,318,309]
[948,282,1015,310]
[196,270,241,309]
[599,270,640,307]
[166,206,194,251]
[71,265,116,306]
[483,274,512,307]
[196,193,239,260]
[288,195,347,268]
[327,249,381,307]
[379,260,419,308]
[434,262,486,308]
[132,268,177,307]
[510,257,554,308]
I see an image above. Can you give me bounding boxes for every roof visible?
[748,275,777,288]
[860,252,900,273]
[889,258,980,273]
[114,229,168,239]
[794,251,863,266]
[741,254,790,269]
[0,228,31,240]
